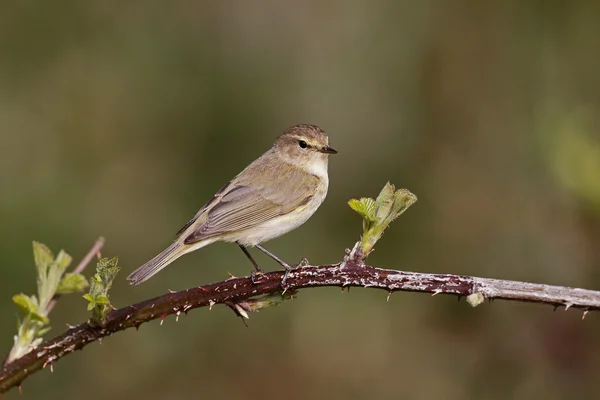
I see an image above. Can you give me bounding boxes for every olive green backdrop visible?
[2,1,600,399]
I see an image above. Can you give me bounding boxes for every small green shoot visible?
[230,291,295,319]
[467,293,485,308]
[348,182,417,256]
[84,257,120,325]
[7,242,89,363]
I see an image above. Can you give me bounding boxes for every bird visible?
[127,124,337,285]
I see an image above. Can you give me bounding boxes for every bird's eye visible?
[298,140,307,149]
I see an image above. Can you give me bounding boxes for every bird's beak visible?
[319,146,338,154]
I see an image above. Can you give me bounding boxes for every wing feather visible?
[183,156,320,245]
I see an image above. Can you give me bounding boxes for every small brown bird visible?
[127,124,337,285]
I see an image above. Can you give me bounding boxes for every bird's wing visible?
[175,181,230,236]
[182,166,317,245]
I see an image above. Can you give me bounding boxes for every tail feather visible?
[127,242,187,285]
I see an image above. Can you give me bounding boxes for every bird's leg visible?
[238,244,264,283]
[255,244,309,286]
[255,244,294,270]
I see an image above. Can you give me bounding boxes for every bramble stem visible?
[2,256,599,393]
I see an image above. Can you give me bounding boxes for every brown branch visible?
[2,255,600,393]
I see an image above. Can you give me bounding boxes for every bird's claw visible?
[281,257,309,289]
[250,270,264,284]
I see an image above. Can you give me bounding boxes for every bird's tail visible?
[127,242,188,285]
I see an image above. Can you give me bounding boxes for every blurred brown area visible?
[2,1,600,399]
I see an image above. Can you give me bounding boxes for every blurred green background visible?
[2,1,600,399]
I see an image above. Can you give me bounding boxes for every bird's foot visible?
[250,269,264,284]
[281,257,309,289]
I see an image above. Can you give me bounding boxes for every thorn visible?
[66,323,77,329]
[554,305,558,312]
[135,323,141,331]
[167,289,176,294]
[18,385,23,394]
[50,364,54,373]
[209,300,215,310]
[98,337,103,345]
[282,286,288,295]
[432,289,442,297]
[176,311,181,322]
[387,291,392,302]
[582,310,588,320]
[160,317,165,326]
[565,303,573,311]
[227,271,236,278]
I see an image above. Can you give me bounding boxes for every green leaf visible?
[12,294,49,324]
[33,242,54,273]
[54,250,73,276]
[89,257,120,297]
[29,311,49,324]
[33,242,74,309]
[82,293,95,302]
[86,257,120,324]
[390,189,418,222]
[42,249,72,306]
[56,273,89,294]
[348,198,378,222]
[244,291,295,312]
[12,293,39,315]
[95,295,110,305]
[83,294,97,311]
[374,182,395,220]
[37,326,52,337]
[33,242,54,291]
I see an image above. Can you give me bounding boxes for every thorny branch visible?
[2,249,600,393]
